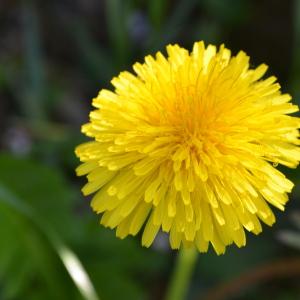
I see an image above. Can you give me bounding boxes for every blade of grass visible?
[105,0,130,67]
[21,1,46,120]
[66,16,115,84]
[148,0,169,31]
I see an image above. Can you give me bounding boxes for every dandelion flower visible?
[75,41,300,254]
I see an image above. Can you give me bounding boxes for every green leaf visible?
[0,194,74,300]
[0,153,168,300]
[0,153,76,239]
[0,153,100,300]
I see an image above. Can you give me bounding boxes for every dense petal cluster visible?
[75,41,300,254]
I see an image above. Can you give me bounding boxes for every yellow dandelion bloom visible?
[75,41,300,254]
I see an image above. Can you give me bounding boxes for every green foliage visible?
[66,17,116,85]
[0,154,75,236]
[202,0,251,24]
[0,154,88,300]
[147,0,168,31]
[105,0,131,67]
[0,153,167,300]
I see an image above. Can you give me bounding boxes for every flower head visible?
[75,41,300,254]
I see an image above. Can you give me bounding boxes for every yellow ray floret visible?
[75,41,300,254]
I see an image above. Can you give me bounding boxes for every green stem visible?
[165,247,198,300]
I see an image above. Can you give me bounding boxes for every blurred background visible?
[1,0,300,299]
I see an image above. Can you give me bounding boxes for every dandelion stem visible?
[165,247,198,300]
